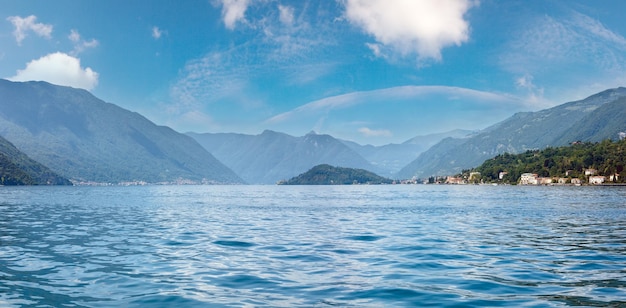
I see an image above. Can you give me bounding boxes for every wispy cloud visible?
[343,0,476,62]
[8,52,99,90]
[278,4,295,26]
[500,9,626,101]
[503,12,626,71]
[266,86,524,124]
[571,11,626,49]
[168,2,340,121]
[152,26,164,39]
[169,48,258,108]
[359,127,392,138]
[264,85,532,144]
[217,0,251,30]
[68,29,99,55]
[515,73,547,106]
[6,15,53,45]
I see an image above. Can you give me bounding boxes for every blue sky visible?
[2,0,626,145]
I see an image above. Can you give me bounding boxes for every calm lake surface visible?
[1,185,625,307]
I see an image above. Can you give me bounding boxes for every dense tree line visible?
[464,139,626,184]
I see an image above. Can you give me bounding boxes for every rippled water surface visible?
[1,185,625,307]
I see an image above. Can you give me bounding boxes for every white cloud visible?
[68,29,81,43]
[366,43,384,58]
[8,52,99,90]
[6,15,53,45]
[359,127,392,138]
[515,74,534,90]
[67,29,99,55]
[219,0,250,29]
[264,85,533,144]
[278,4,295,26]
[266,85,523,124]
[152,26,163,39]
[515,74,547,105]
[343,0,475,61]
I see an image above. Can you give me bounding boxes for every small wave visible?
[126,294,227,307]
[346,235,384,242]
[214,274,277,289]
[274,254,329,262]
[213,240,256,248]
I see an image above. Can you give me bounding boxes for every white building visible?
[589,176,606,185]
[520,173,538,185]
[585,169,598,176]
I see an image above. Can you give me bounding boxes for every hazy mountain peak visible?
[0,80,243,184]
[189,130,378,184]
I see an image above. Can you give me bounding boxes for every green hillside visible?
[280,164,393,185]
[398,87,626,179]
[466,139,626,184]
[0,135,71,185]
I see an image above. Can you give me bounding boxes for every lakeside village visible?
[431,168,619,186]
[408,136,626,186]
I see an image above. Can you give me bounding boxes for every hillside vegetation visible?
[467,139,626,184]
[0,135,71,185]
[399,87,626,179]
[280,164,393,185]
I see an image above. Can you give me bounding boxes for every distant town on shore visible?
[428,138,626,186]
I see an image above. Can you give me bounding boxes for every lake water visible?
[1,185,625,307]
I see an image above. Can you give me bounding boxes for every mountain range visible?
[187,129,471,184]
[0,79,242,184]
[397,87,626,179]
[188,130,378,184]
[340,129,473,176]
[1,79,624,185]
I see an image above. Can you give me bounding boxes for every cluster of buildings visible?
[445,172,483,185]
[519,168,619,185]
[440,168,620,186]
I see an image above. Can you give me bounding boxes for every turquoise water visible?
[1,185,625,307]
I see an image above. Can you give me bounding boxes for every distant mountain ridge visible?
[0,135,71,185]
[398,87,626,178]
[341,129,473,176]
[0,80,243,184]
[188,130,380,184]
[188,129,471,183]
